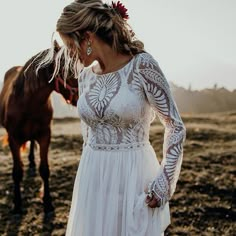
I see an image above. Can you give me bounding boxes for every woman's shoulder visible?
[78,66,93,83]
[78,66,97,94]
[134,52,160,71]
[137,51,158,63]
[78,67,89,92]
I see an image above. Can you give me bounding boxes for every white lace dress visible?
[66,52,186,236]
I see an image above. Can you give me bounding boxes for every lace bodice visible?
[77,52,186,205]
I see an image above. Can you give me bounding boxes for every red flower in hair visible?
[112,1,129,20]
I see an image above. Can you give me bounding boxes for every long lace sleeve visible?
[138,53,186,206]
[78,70,89,146]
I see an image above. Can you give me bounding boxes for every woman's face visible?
[60,32,95,67]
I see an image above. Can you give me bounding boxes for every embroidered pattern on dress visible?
[85,73,121,118]
[77,52,186,206]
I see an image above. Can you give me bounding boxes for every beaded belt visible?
[84,141,151,151]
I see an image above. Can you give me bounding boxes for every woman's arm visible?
[78,69,89,146]
[138,53,186,206]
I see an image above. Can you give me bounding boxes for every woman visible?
[50,0,186,235]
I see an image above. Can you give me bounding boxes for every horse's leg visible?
[8,136,23,213]
[28,140,36,169]
[37,129,54,213]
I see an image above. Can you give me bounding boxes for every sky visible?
[0,0,235,91]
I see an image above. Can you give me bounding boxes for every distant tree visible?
[213,83,218,90]
[188,83,192,91]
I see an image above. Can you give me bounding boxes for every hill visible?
[170,82,236,113]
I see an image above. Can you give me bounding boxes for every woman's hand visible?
[144,187,161,208]
[145,194,161,208]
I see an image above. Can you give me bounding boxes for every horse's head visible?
[54,74,78,106]
[12,41,79,107]
[33,40,79,106]
[51,40,79,106]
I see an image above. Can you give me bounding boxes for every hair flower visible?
[111,1,129,20]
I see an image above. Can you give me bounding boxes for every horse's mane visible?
[13,49,53,96]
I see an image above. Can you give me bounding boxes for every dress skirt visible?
[66,143,170,236]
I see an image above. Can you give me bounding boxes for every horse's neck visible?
[18,66,55,101]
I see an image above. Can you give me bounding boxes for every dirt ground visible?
[0,112,235,236]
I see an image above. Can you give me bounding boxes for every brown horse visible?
[0,43,79,214]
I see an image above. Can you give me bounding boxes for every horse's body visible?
[0,47,78,213]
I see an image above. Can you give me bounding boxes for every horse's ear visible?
[53,40,60,53]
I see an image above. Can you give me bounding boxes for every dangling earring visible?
[87,41,92,56]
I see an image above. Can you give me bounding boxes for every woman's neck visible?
[93,41,133,75]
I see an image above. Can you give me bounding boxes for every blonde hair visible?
[38,0,144,80]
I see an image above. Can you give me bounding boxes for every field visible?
[0,112,235,236]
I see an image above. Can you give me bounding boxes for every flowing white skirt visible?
[66,143,170,236]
